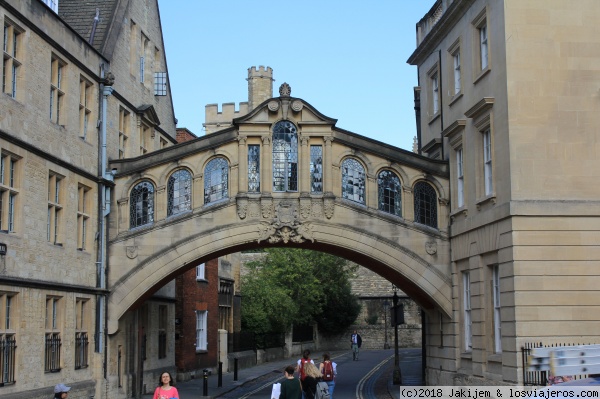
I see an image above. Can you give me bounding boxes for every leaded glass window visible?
[130,181,154,228]
[414,181,437,228]
[167,169,192,217]
[378,170,401,216]
[310,145,323,194]
[248,145,260,193]
[272,121,298,192]
[341,158,365,204]
[204,157,228,204]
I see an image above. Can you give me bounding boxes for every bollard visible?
[234,358,238,381]
[203,368,209,397]
[218,361,223,387]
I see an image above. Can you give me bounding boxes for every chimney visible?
[247,66,274,111]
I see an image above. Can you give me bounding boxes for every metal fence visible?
[522,342,591,386]
[0,335,16,385]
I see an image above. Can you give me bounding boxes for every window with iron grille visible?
[45,297,61,372]
[248,145,260,193]
[272,121,298,192]
[154,72,167,96]
[204,157,228,204]
[341,158,365,204]
[463,271,472,351]
[310,145,322,194]
[377,170,401,216]
[75,298,88,369]
[130,181,154,228]
[413,182,437,228]
[0,293,16,385]
[167,169,192,217]
[492,265,502,353]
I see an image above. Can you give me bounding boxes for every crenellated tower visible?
[247,65,274,111]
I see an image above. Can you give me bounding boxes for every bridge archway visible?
[108,93,451,334]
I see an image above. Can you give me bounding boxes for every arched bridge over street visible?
[107,94,450,335]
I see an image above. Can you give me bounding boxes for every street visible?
[216,348,422,399]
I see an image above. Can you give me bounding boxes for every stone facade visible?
[408,0,600,386]
[0,0,177,398]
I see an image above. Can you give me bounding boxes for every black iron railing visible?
[44,333,61,372]
[75,332,88,369]
[0,335,16,385]
[522,342,591,386]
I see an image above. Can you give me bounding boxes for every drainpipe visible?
[96,65,114,380]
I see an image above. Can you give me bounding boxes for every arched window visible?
[167,169,192,216]
[204,157,228,204]
[414,181,437,228]
[341,158,366,204]
[272,121,298,192]
[130,181,154,228]
[378,170,401,216]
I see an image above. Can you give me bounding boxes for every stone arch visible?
[410,174,447,201]
[158,161,196,186]
[107,212,452,334]
[119,172,160,200]
[335,150,374,176]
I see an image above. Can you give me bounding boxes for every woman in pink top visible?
[153,371,180,399]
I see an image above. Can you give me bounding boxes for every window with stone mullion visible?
[378,170,401,216]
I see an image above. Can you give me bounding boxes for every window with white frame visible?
[492,265,502,353]
[77,185,90,250]
[119,107,130,159]
[0,152,19,232]
[431,73,439,115]
[453,51,461,95]
[463,271,472,351]
[479,23,488,70]
[195,310,207,350]
[3,20,22,99]
[456,148,464,208]
[47,173,63,244]
[79,76,92,140]
[0,292,16,384]
[196,263,206,281]
[50,55,66,124]
[483,128,493,196]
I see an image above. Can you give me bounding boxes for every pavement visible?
[142,349,421,399]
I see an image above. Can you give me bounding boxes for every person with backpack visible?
[300,361,323,399]
[319,353,337,398]
[296,349,314,398]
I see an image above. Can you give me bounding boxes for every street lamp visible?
[392,285,402,385]
[383,300,390,349]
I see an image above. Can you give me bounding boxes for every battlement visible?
[204,102,249,135]
[247,65,273,79]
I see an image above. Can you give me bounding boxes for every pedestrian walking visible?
[300,362,322,399]
[153,371,179,399]
[319,353,337,398]
[278,365,302,399]
[351,330,362,361]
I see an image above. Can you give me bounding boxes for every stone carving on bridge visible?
[324,196,335,219]
[261,197,274,219]
[126,246,138,259]
[237,197,248,219]
[425,241,437,255]
[279,82,291,97]
[257,201,315,244]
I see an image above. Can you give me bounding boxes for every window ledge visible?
[450,207,468,221]
[488,353,502,363]
[476,194,496,210]
[461,351,473,359]
[428,112,441,125]
[473,66,491,85]
[449,92,463,107]
[196,279,208,283]
[195,349,208,354]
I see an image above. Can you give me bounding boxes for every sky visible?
[158,1,434,151]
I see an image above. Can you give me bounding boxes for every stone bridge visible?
[107,92,451,334]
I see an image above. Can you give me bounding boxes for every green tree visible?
[241,248,361,335]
